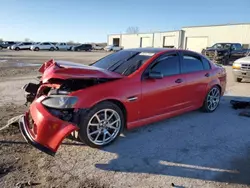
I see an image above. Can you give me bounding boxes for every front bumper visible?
[19,96,79,156]
[233,69,250,79]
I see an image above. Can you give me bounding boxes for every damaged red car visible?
[19,48,227,156]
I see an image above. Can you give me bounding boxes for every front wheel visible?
[201,86,221,113]
[234,77,242,82]
[50,47,55,51]
[78,101,124,148]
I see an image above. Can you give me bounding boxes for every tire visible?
[35,47,39,51]
[0,46,3,50]
[50,47,55,51]
[234,77,242,82]
[15,47,20,51]
[78,101,125,148]
[222,56,229,65]
[201,85,221,113]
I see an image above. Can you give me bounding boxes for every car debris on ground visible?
[0,115,23,131]
[230,100,250,117]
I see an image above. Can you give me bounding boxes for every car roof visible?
[122,47,173,53]
[122,47,201,55]
[214,42,241,45]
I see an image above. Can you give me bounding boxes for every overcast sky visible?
[1,0,250,43]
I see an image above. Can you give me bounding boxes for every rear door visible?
[179,51,211,106]
[44,42,51,50]
[141,51,188,119]
[20,42,30,49]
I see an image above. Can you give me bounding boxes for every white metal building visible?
[107,23,250,53]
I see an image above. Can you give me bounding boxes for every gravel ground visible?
[0,50,250,188]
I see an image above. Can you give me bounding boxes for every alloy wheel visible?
[207,87,220,111]
[87,109,121,145]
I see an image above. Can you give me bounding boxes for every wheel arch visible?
[214,84,222,94]
[93,99,128,129]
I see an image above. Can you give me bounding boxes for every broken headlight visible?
[41,96,78,109]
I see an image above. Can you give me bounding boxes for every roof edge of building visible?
[108,29,183,36]
[182,22,250,29]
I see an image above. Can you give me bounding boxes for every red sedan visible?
[19,48,227,156]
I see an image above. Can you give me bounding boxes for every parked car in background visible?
[71,44,92,51]
[0,41,16,50]
[92,44,104,50]
[20,48,226,155]
[11,42,34,51]
[232,56,250,82]
[104,44,123,52]
[201,43,250,65]
[55,42,72,51]
[30,42,57,51]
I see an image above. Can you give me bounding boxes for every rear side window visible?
[151,53,180,76]
[201,57,211,70]
[182,54,204,73]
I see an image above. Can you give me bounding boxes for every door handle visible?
[205,73,210,77]
[175,78,183,83]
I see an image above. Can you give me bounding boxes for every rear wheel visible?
[34,47,39,51]
[201,86,221,113]
[234,77,242,82]
[0,46,3,50]
[78,101,124,148]
[50,47,55,51]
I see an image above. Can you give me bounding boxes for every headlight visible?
[232,62,241,69]
[41,96,78,109]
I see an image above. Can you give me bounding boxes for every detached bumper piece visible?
[18,97,79,156]
[19,115,56,156]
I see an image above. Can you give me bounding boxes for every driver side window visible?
[150,53,180,77]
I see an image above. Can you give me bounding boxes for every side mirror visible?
[148,71,163,79]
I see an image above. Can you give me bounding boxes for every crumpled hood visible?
[39,59,124,83]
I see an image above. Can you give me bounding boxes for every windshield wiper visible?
[111,52,140,72]
[107,60,123,71]
[122,60,143,75]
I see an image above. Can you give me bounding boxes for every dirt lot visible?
[0,50,250,188]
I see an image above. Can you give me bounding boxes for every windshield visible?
[211,43,231,49]
[91,50,154,75]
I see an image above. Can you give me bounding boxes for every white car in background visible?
[92,44,104,50]
[30,42,57,51]
[55,42,72,51]
[11,42,34,51]
[104,44,123,52]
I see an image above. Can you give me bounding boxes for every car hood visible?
[39,59,124,83]
[235,56,250,64]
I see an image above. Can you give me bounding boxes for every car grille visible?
[241,64,250,70]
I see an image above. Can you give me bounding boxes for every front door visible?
[140,52,187,119]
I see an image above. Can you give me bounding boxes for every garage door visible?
[140,37,152,47]
[163,35,175,48]
[186,37,208,53]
